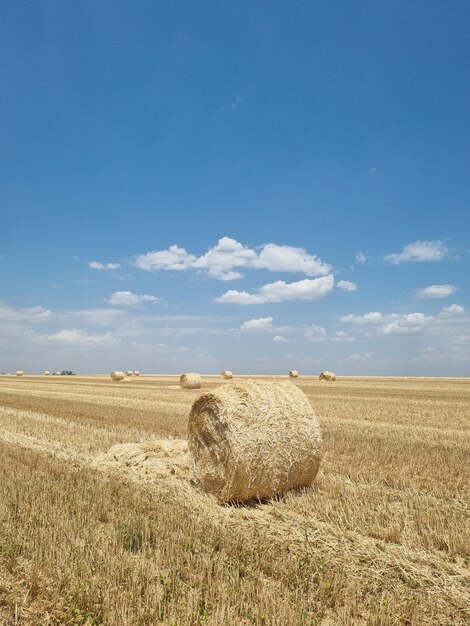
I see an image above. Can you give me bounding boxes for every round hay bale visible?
[111,370,125,382]
[188,380,322,503]
[16,370,24,377]
[221,370,233,380]
[44,370,50,376]
[134,370,140,376]
[319,371,336,381]
[288,370,299,378]
[126,370,133,376]
[180,373,202,389]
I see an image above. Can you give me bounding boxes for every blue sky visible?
[1,1,469,375]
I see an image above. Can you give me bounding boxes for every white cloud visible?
[134,237,331,281]
[223,93,245,112]
[337,280,357,292]
[440,304,464,315]
[240,317,273,332]
[414,284,457,299]
[108,291,161,306]
[341,310,434,336]
[193,237,257,280]
[88,261,121,270]
[0,302,51,323]
[342,352,375,364]
[381,313,432,335]
[332,331,356,342]
[272,335,288,343]
[216,275,335,304]
[304,325,327,342]
[355,251,367,265]
[134,245,195,272]
[254,243,331,276]
[384,240,447,265]
[341,312,383,324]
[60,308,127,326]
[43,328,119,346]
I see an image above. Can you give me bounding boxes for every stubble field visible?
[0,374,469,625]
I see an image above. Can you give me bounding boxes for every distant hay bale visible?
[16,370,24,377]
[221,370,233,379]
[134,370,140,376]
[289,370,299,378]
[188,380,322,503]
[126,370,133,376]
[180,373,202,389]
[319,371,336,381]
[111,371,125,381]
[44,370,50,376]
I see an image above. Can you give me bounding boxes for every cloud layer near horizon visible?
[0,298,468,375]
[1,234,466,375]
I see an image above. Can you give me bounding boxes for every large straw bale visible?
[16,371,24,377]
[44,370,50,376]
[319,371,336,381]
[180,373,202,389]
[188,380,322,502]
[134,370,140,376]
[288,370,299,378]
[126,370,133,376]
[221,370,233,379]
[111,370,125,381]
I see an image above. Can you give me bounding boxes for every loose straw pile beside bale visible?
[221,370,233,380]
[319,371,336,381]
[111,371,125,382]
[188,380,322,503]
[44,370,50,376]
[180,373,202,389]
[98,439,189,481]
[288,370,299,378]
[16,371,24,377]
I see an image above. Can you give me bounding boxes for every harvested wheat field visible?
[0,374,469,625]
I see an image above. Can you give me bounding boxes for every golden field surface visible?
[0,375,469,625]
